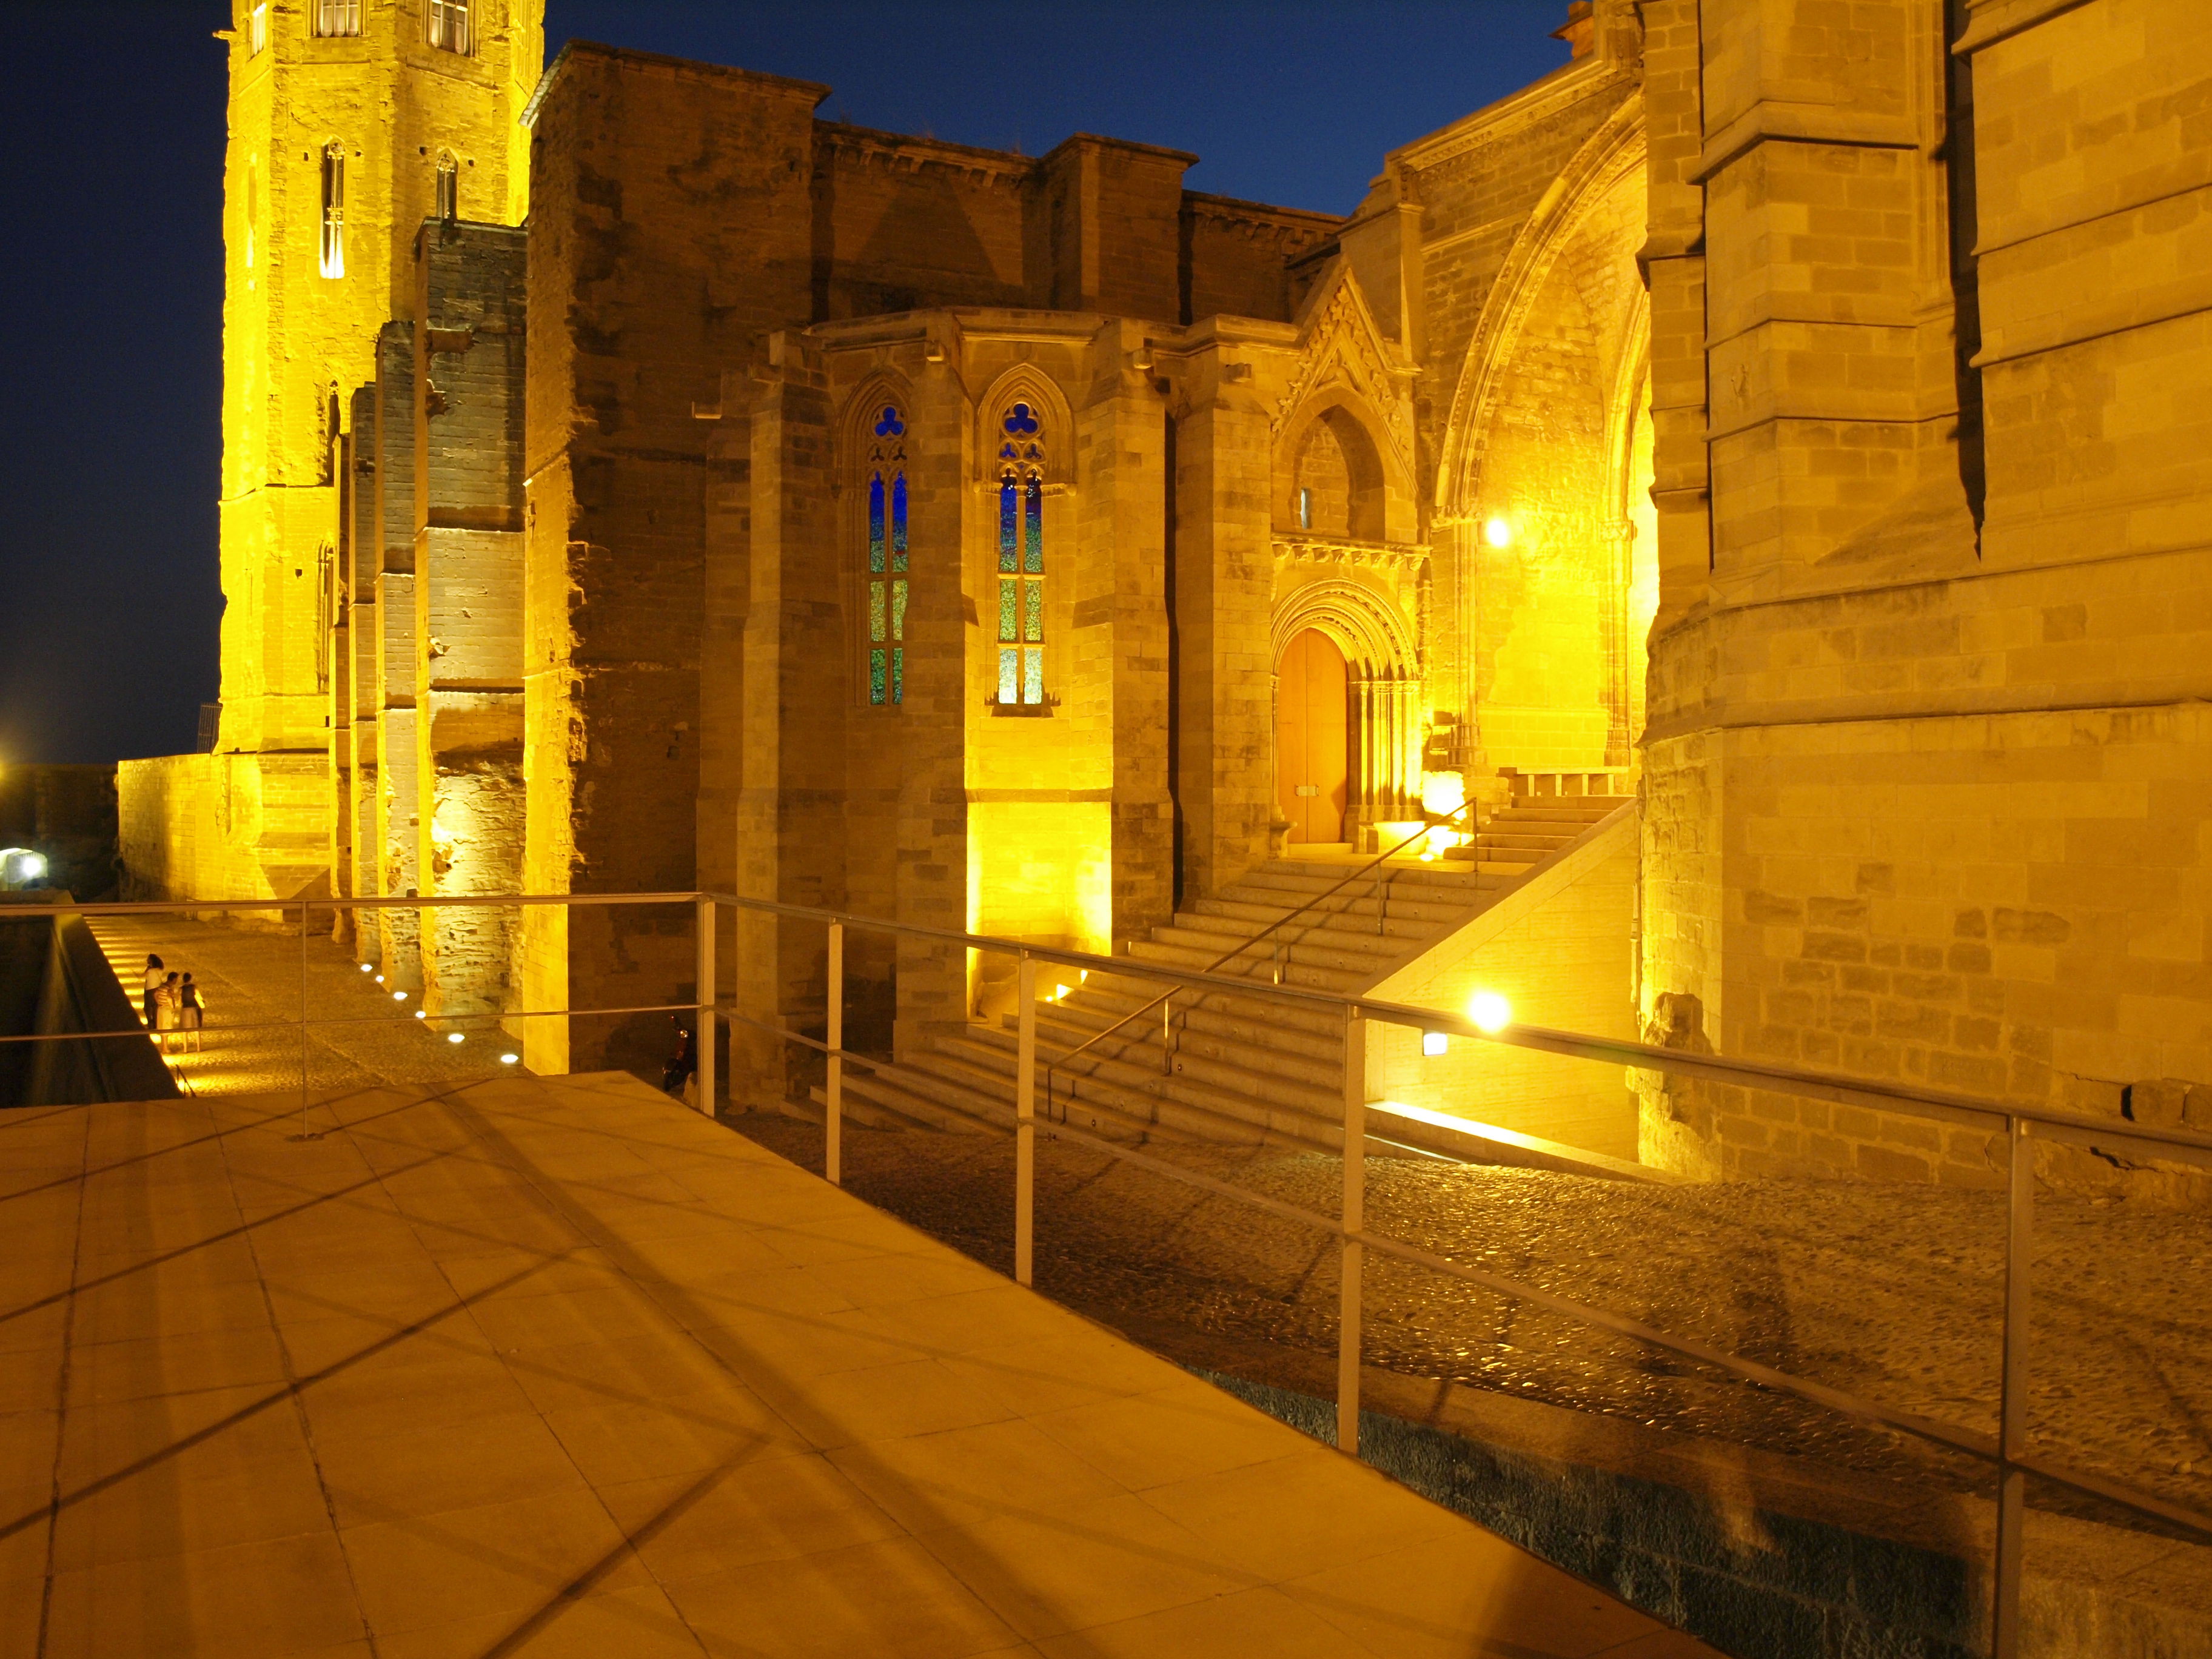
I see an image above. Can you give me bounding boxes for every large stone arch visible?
[1433,96,1651,780]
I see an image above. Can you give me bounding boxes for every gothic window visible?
[435,152,459,222]
[995,402,1045,706]
[314,0,360,37]
[428,0,471,55]
[318,144,345,280]
[248,2,267,54]
[864,404,908,706]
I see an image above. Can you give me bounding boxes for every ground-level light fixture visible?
[392,990,407,1002]
[414,1010,427,1019]
[1468,990,1512,1033]
[1483,517,1513,549]
[0,848,49,888]
[447,1032,465,1044]
[499,1053,518,1065]
[358,962,372,973]
[1423,1031,1449,1057]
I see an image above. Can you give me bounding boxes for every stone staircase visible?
[808,788,1630,1155]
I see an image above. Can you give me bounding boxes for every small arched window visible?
[996,402,1045,706]
[865,404,908,706]
[435,152,459,223]
[318,143,346,279]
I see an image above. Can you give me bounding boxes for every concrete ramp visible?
[0,1071,1716,1657]
[1364,803,1642,1160]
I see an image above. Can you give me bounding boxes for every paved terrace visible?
[0,1072,1715,1658]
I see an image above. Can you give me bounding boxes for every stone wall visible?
[1636,0,2212,1190]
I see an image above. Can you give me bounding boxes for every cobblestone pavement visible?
[85,913,517,1098]
[728,1114,2212,1527]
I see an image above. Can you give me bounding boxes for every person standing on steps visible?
[155,972,183,1056]
[178,973,205,1054]
[142,955,164,1033]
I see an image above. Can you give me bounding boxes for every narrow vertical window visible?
[244,158,257,269]
[1298,486,1313,530]
[429,0,472,55]
[435,153,459,223]
[314,0,360,37]
[319,144,345,279]
[996,402,1046,705]
[865,405,908,706]
[248,2,267,54]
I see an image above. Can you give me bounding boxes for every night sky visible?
[0,2,1568,766]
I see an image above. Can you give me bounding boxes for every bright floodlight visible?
[0,848,47,887]
[1483,517,1513,549]
[358,962,372,973]
[414,1010,427,1019]
[392,990,407,1001]
[447,1033,465,1044]
[1469,990,1512,1033]
[1423,1031,1449,1057]
[499,1053,519,1065]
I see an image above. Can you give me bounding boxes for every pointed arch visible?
[1274,388,1403,541]
[839,372,916,706]
[1271,577,1418,680]
[1435,95,1645,521]
[978,365,1071,708]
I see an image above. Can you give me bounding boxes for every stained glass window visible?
[865,404,907,705]
[996,401,1047,705]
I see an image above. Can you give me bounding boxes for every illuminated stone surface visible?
[0,1074,1718,1657]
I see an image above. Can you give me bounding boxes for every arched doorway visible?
[1276,628,1349,844]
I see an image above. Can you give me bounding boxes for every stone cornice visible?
[1954,0,2099,55]
[1273,534,1429,574]
[815,123,1035,191]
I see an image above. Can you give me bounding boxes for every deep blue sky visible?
[0,2,1568,765]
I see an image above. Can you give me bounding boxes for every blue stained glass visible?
[1022,578,1041,643]
[890,473,907,571]
[868,474,885,574]
[874,405,905,438]
[891,646,903,703]
[1023,475,1043,573]
[870,648,886,705]
[997,579,1017,643]
[998,478,1017,573]
[1002,402,1039,437]
[1022,646,1043,706]
[998,647,1019,704]
[891,578,907,641]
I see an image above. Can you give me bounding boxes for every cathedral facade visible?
[123,0,2212,1190]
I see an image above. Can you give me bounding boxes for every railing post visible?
[693,896,716,1115]
[1338,1004,1364,1456]
[826,920,844,1186]
[298,897,312,1138]
[1016,953,1036,1287]
[1162,993,1173,1074]
[1993,1114,2033,1658]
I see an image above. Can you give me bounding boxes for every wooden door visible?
[1276,628,1349,844]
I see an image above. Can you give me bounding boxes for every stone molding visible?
[1273,534,1427,575]
[1274,268,1418,491]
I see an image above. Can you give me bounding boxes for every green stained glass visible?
[998,647,1019,704]
[869,648,886,705]
[869,581,885,643]
[891,578,907,641]
[1023,476,1043,573]
[997,578,1017,643]
[1022,646,1043,705]
[891,646,903,704]
[1022,578,1041,642]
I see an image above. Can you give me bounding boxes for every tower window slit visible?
[865,405,908,705]
[996,401,1047,705]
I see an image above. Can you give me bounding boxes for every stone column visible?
[372,322,421,990]
[346,384,381,969]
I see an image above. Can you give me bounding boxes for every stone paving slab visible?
[0,1073,1719,1657]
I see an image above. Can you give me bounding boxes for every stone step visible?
[1145,920,1401,978]
[802,1074,972,1134]
[937,1029,1343,1151]
[1215,880,1483,928]
[971,1015,1342,1121]
[1192,895,1442,942]
[912,1037,1275,1148]
[1041,983,1347,1060]
[1265,860,1497,896]
[1124,937,1365,993]
[1024,1003,1344,1095]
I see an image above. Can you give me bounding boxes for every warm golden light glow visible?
[1468,990,1512,1032]
[1423,1031,1449,1056]
[1483,517,1513,548]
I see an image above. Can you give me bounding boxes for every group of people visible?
[140,955,207,1055]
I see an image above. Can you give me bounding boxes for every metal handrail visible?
[1041,797,1481,1121]
[18,885,2211,1657]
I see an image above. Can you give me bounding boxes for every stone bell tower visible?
[208,0,540,899]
